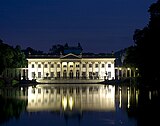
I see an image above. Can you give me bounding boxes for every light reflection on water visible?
[27,84,115,112]
[0,83,159,126]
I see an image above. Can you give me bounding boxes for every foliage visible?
[129,0,160,85]
[0,79,5,87]
[11,79,19,86]
[22,47,44,57]
[123,46,138,67]
[49,44,64,54]
[0,40,27,75]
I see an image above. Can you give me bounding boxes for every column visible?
[129,68,131,77]
[48,62,51,77]
[73,62,75,78]
[133,69,136,77]
[61,62,63,78]
[86,62,88,79]
[80,62,82,79]
[35,62,38,78]
[125,68,127,77]
[105,62,107,73]
[55,62,57,78]
[67,62,69,78]
[117,67,119,80]
[98,62,101,79]
[121,68,124,78]
[92,62,94,79]
[42,62,44,78]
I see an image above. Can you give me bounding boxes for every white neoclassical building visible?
[27,46,115,81]
[27,54,115,81]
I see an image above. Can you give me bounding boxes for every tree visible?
[49,44,64,54]
[131,0,160,85]
[0,40,27,75]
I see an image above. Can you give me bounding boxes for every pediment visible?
[61,53,81,59]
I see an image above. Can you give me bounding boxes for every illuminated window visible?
[95,72,99,78]
[108,72,111,78]
[38,72,41,78]
[32,72,35,78]
[51,72,54,77]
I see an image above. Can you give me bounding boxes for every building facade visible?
[27,52,116,81]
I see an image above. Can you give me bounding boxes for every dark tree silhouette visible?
[49,44,64,54]
[128,0,160,86]
[0,40,27,75]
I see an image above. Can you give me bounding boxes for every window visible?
[95,64,98,68]
[108,72,111,78]
[57,72,60,78]
[57,64,60,68]
[89,64,92,68]
[51,64,54,68]
[89,72,92,79]
[70,65,73,67]
[38,72,41,78]
[32,64,34,68]
[38,64,41,68]
[102,64,105,68]
[108,64,111,68]
[82,72,86,79]
[63,65,67,67]
[76,64,79,67]
[44,64,47,68]
[83,64,86,67]
[51,72,54,77]
[32,72,35,78]
[95,72,99,78]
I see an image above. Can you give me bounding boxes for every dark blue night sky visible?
[0,0,156,53]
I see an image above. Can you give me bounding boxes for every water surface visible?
[0,83,159,126]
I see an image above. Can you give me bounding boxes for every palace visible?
[27,45,116,82]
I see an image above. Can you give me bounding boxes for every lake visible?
[0,83,160,126]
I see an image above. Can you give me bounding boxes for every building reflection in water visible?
[27,84,115,112]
